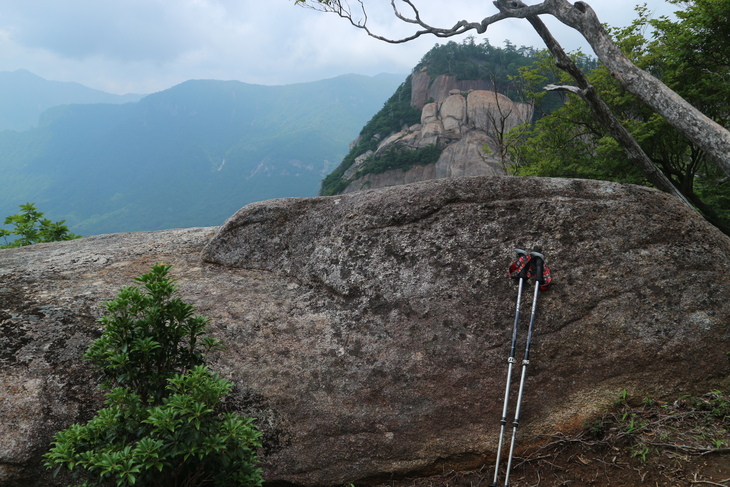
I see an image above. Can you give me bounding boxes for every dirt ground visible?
[372,392,730,487]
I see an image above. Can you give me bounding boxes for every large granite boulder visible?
[1,176,729,486]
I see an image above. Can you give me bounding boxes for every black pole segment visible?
[530,251,545,286]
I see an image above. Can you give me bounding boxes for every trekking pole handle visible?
[530,251,545,284]
[514,249,530,281]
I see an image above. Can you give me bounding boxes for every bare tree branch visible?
[296,0,730,178]
[544,84,582,95]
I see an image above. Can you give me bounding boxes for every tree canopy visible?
[510,1,730,232]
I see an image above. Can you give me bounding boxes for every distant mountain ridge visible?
[0,69,143,131]
[0,72,405,236]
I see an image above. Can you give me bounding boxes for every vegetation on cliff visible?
[320,78,422,195]
[414,37,596,105]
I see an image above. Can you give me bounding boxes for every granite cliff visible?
[340,73,533,194]
[1,176,729,486]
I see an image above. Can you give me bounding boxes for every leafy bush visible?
[44,264,263,487]
[0,202,80,248]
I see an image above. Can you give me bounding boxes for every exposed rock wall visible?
[2,176,730,487]
[343,89,533,194]
[410,71,493,109]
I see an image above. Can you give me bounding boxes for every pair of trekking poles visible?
[490,248,551,487]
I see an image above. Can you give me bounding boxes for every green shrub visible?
[1,202,80,248]
[44,263,263,487]
[355,144,442,177]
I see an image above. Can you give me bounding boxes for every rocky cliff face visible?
[2,176,730,487]
[341,74,532,194]
[409,71,495,110]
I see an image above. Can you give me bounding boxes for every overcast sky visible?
[0,0,677,95]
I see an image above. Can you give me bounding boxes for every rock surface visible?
[409,72,493,110]
[342,90,532,194]
[2,176,730,487]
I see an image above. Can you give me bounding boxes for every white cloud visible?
[0,0,677,94]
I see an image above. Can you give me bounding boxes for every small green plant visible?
[615,389,629,404]
[44,264,263,487]
[712,437,727,449]
[0,202,80,248]
[622,413,645,434]
[629,442,650,463]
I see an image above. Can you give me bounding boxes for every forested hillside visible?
[0,73,404,236]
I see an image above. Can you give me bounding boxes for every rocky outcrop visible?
[342,89,533,194]
[2,176,730,487]
[410,71,493,109]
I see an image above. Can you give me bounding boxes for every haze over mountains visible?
[0,70,404,236]
[0,69,143,132]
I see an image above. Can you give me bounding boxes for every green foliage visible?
[0,202,80,248]
[354,144,442,178]
[415,37,596,103]
[44,264,263,487]
[649,0,730,126]
[690,390,730,422]
[508,1,730,232]
[84,264,224,404]
[629,442,651,463]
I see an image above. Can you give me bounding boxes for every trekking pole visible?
[503,251,545,487]
[490,249,529,487]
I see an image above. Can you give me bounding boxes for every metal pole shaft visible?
[490,276,525,487]
[503,280,540,487]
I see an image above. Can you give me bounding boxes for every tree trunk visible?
[496,0,730,177]
[304,0,730,176]
[502,4,696,211]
